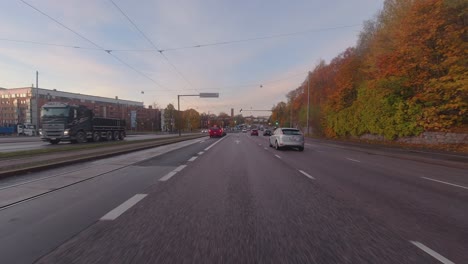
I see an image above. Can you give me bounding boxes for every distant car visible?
[209,127,223,137]
[269,128,304,151]
[263,129,271,136]
[250,129,258,136]
[242,128,247,133]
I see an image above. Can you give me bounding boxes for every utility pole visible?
[177,95,181,136]
[35,71,39,128]
[306,71,310,136]
[290,100,293,128]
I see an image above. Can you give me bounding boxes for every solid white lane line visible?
[421,177,468,190]
[101,194,147,221]
[346,158,361,163]
[204,135,228,151]
[188,156,197,162]
[299,170,315,180]
[174,165,187,172]
[275,155,281,159]
[410,241,455,264]
[198,151,204,155]
[159,171,178,181]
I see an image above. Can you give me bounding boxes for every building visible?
[0,87,161,131]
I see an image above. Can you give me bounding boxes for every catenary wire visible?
[109,0,196,92]
[19,0,165,89]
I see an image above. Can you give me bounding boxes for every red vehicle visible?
[209,127,223,137]
[250,129,259,136]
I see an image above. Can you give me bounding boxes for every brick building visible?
[0,87,161,131]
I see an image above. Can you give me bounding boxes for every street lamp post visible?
[177,93,219,136]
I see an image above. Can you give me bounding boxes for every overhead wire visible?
[109,0,196,92]
[19,0,164,89]
[157,24,361,52]
[1,23,361,54]
[0,38,101,50]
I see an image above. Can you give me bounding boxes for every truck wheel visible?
[92,131,100,142]
[76,131,86,143]
[50,139,60,145]
[106,131,113,141]
[113,131,120,140]
[119,131,125,140]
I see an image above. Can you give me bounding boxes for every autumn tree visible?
[183,108,200,131]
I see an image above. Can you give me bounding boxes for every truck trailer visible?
[40,102,126,144]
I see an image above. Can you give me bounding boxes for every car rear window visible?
[282,129,301,135]
[210,127,220,130]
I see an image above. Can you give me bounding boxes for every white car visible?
[269,127,304,151]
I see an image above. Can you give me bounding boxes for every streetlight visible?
[177,93,219,136]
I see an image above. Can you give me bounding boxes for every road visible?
[0,133,467,263]
[0,133,188,153]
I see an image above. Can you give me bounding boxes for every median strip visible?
[0,134,206,178]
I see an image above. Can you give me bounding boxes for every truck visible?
[40,102,126,144]
[0,126,16,135]
[17,123,37,136]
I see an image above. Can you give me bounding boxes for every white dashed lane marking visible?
[421,177,468,190]
[100,194,147,221]
[299,170,315,180]
[410,241,455,264]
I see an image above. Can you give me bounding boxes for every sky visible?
[0,0,384,116]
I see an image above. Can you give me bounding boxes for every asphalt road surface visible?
[0,134,466,263]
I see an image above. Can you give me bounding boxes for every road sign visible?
[199,93,219,98]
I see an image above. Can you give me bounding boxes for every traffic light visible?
[275,121,279,126]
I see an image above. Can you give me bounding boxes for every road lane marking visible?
[421,177,468,190]
[299,170,315,180]
[204,135,228,151]
[188,156,197,162]
[101,194,147,221]
[275,155,281,159]
[410,241,455,264]
[346,158,361,163]
[198,151,204,155]
[159,171,178,181]
[159,165,187,181]
[264,147,268,150]
[174,165,187,172]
